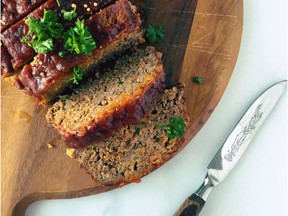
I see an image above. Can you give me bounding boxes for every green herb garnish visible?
[117,78,123,85]
[72,67,83,84]
[193,76,204,85]
[25,38,54,54]
[145,24,165,43]
[63,19,96,55]
[134,128,141,137]
[58,50,67,57]
[157,117,186,139]
[61,3,77,21]
[21,10,64,53]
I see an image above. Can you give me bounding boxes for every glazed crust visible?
[1,0,47,32]
[1,0,116,76]
[14,0,144,104]
[46,47,164,149]
[64,67,165,148]
[74,85,189,186]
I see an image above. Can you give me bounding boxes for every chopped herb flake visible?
[157,117,186,139]
[193,76,204,85]
[72,67,83,85]
[134,128,141,137]
[107,73,114,80]
[152,117,158,122]
[145,24,165,43]
[118,79,123,85]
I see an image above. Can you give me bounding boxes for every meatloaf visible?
[1,0,115,76]
[72,85,189,186]
[1,0,47,32]
[1,45,13,77]
[14,0,144,104]
[46,47,165,149]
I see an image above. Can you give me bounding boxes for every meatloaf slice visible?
[72,85,189,186]
[1,0,115,75]
[14,0,144,104]
[1,0,47,32]
[46,47,165,149]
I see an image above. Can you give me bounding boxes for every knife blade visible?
[174,80,287,216]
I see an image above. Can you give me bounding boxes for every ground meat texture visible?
[1,0,47,32]
[74,85,189,186]
[46,47,164,149]
[15,0,144,104]
[1,0,115,74]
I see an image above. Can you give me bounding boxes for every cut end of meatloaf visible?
[74,85,189,186]
[46,46,165,149]
[41,30,144,104]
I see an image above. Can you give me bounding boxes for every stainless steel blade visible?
[194,81,287,201]
[207,80,287,186]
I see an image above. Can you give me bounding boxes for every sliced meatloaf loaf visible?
[14,0,144,104]
[1,0,115,76]
[72,85,189,186]
[46,47,165,149]
[1,0,47,32]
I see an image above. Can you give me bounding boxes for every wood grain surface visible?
[1,0,243,215]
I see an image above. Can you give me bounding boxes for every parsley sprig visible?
[61,3,77,21]
[145,24,165,43]
[72,67,83,85]
[63,19,96,55]
[157,117,186,139]
[63,67,84,84]
[21,10,64,53]
[22,10,96,56]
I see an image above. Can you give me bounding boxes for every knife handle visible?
[174,193,205,216]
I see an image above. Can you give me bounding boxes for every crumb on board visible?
[66,148,76,158]
[18,111,32,123]
[47,143,54,149]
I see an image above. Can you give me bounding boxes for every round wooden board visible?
[1,0,243,215]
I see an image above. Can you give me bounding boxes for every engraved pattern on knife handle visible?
[174,194,205,216]
[224,104,264,162]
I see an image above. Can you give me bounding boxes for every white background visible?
[26,0,287,215]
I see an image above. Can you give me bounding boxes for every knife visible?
[174,80,287,216]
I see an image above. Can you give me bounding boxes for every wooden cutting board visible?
[1,0,243,215]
